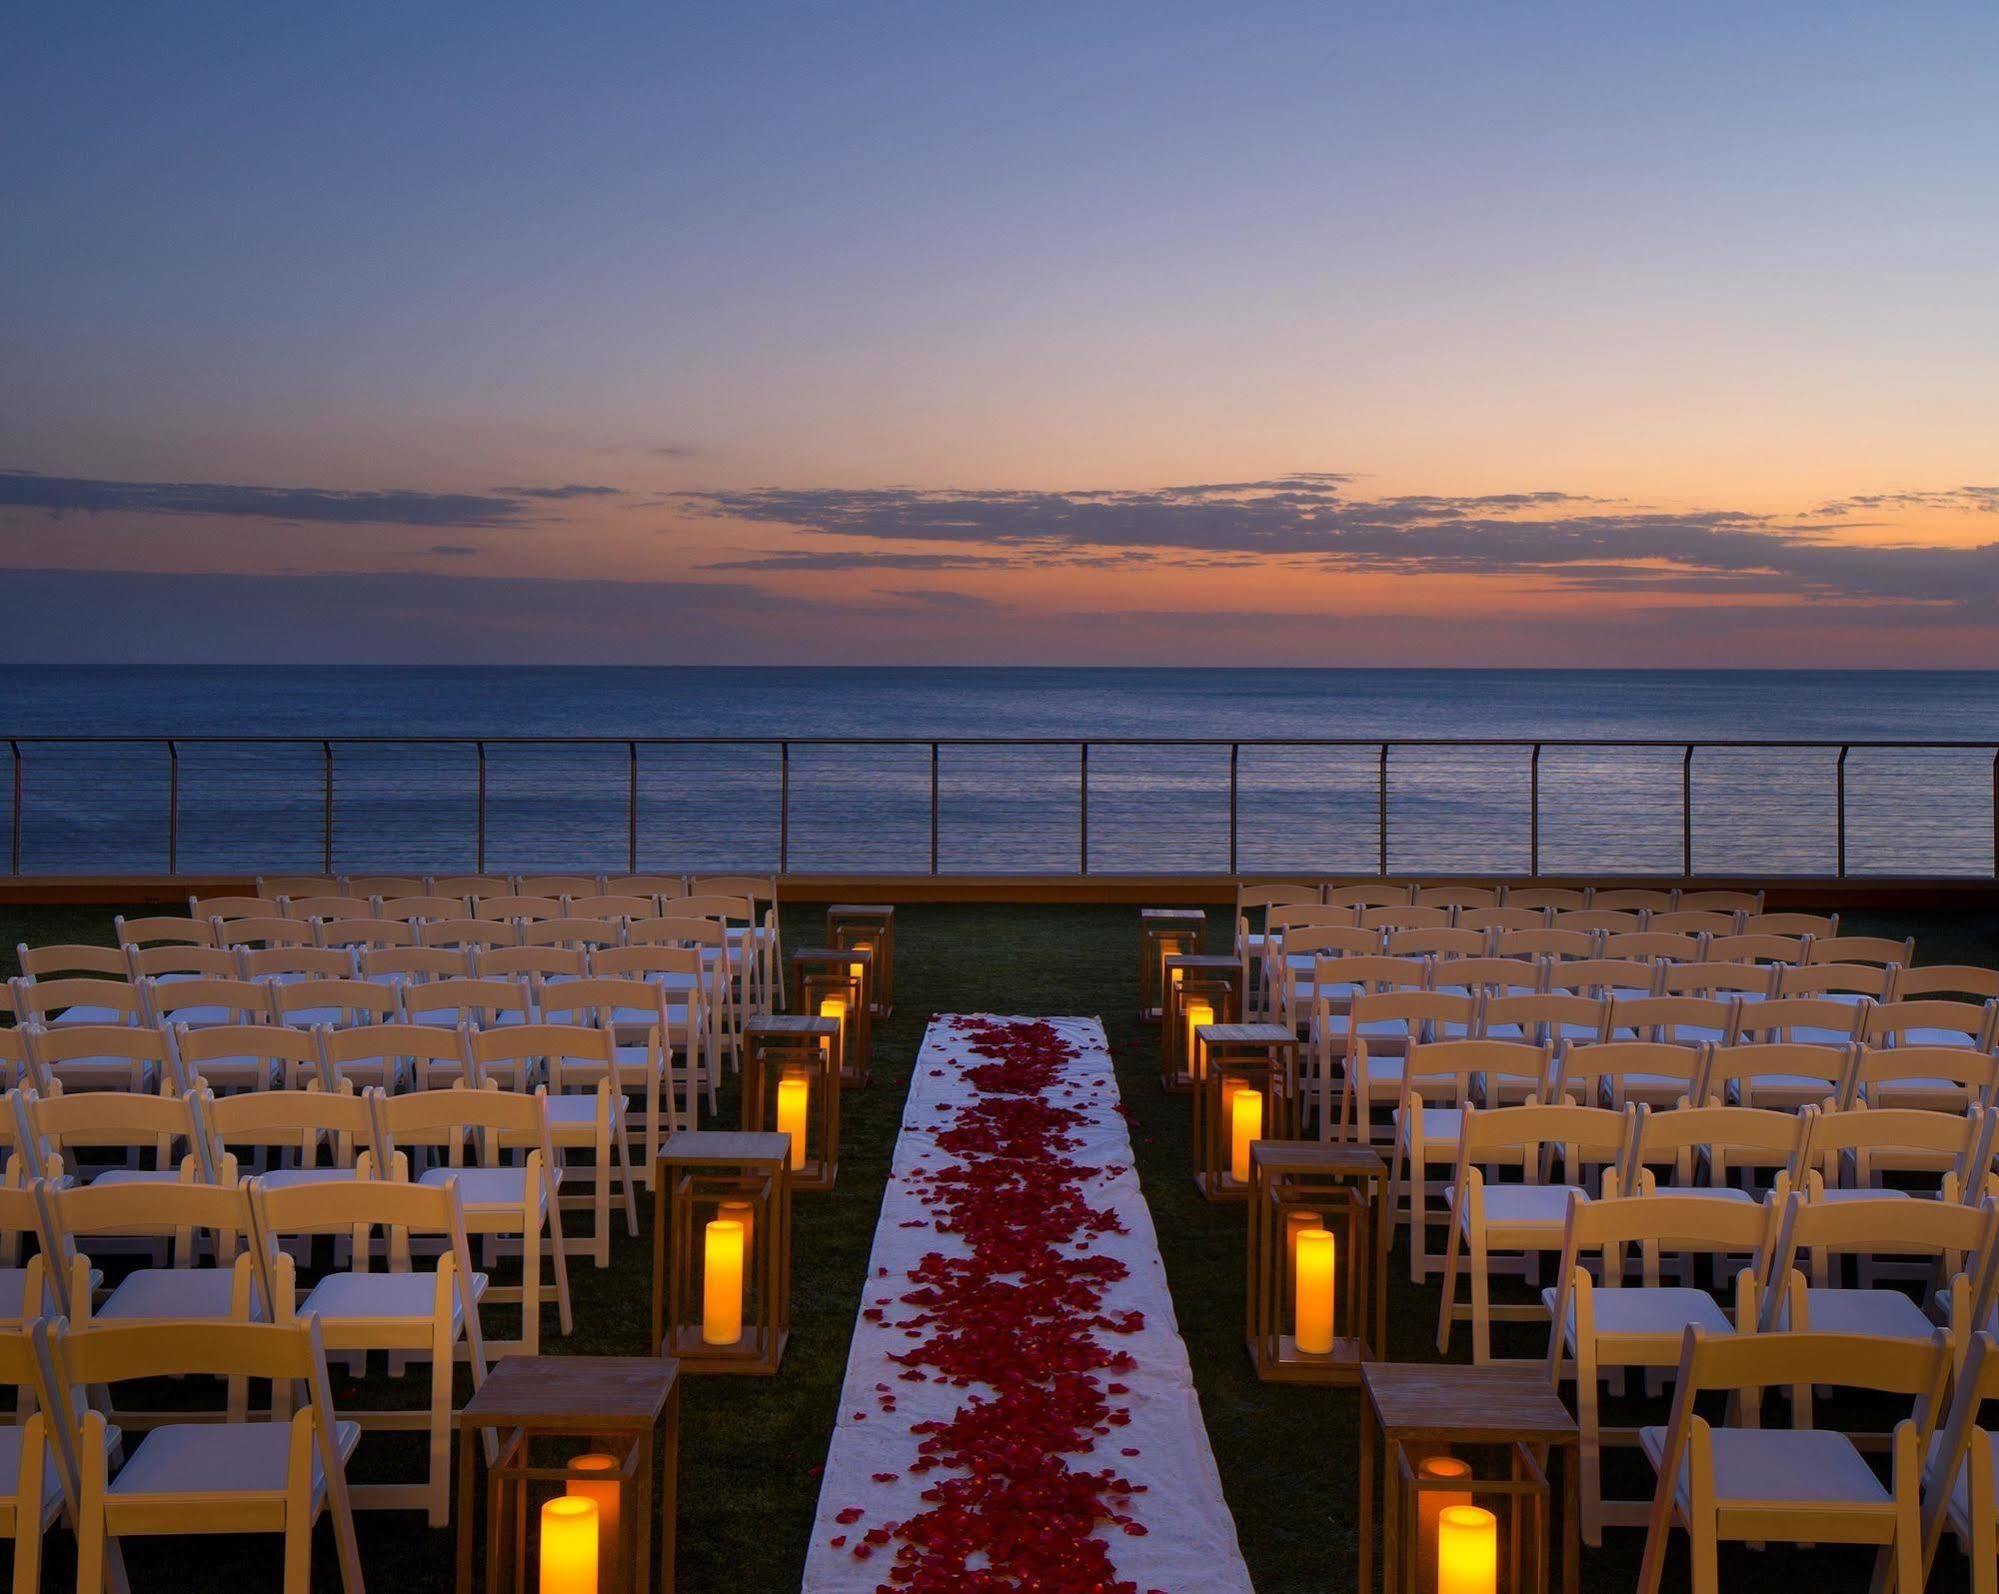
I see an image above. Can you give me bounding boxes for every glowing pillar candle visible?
[539,1495,599,1594]
[1185,999,1215,1079]
[776,1073,810,1171]
[718,1197,754,1262]
[818,996,848,1072]
[1436,1503,1497,1594]
[566,1454,621,1588]
[701,1218,745,1346]
[1417,1455,1475,1589]
[1293,1226,1335,1354]
[1229,1084,1262,1183]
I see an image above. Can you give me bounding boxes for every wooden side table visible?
[826,903,895,1016]
[456,1353,680,1594]
[1359,1361,1578,1594]
[1139,908,1206,1022]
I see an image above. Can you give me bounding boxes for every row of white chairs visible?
[1235,881,1768,914]
[254,869,763,900]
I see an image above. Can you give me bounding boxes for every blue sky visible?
[3,3,1996,663]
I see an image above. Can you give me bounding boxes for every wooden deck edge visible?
[2,873,1994,909]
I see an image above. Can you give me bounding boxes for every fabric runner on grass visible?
[803,1014,1251,1594]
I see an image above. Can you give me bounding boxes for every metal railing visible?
[4,735,1997,878]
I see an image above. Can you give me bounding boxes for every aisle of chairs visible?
[0,872,780,1588]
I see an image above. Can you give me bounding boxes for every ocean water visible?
[3,666,1996,878]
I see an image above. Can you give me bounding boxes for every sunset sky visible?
[4,2,1996,665]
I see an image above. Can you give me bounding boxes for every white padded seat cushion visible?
[100,1268,259,1321]
[418,1166,539,1211]
[110,1419,360,1503]
[1544,1284,1735,1347]
[301,1269,484,1328]
[1784,1287,1936,1340]
[1639,1424,1890,1510]
[0,1425,69,1511]
[1451,1183,1578,1229]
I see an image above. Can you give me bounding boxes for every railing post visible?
[1991,748,1998,880]
[9,740,20,876]
[1228,743,1239,875]
[166,740,179,876]
[1682,744,1695,878]
[1836,745,1850,878]
[930,742,940,876]
[1378,743,1390,877]
[1079,742,1089,876]
[321,741,333,875]
[1529,742,1541,877]
[779,742,790,875]
[475,741,487,874]
[627,740,639,874]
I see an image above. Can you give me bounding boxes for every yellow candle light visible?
[1293,1225,1335,1355]
[1417,1452,1475,1589]
[539,1494,599,1594]
[776,1072,810,1171]
[566,1454,622,1588]
[1229,1084,1262,1183]
[1436,1503,1497,1594]
[1185,998,1215,1079]
[818,995,849,1072]
[701,1218,745,1346]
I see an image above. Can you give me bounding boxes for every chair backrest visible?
[1262,903,1358,943]
[1808,1103,1986,1191]
[533,976,668,1029]
[1455,1099,1632,1176]
[1866,998,1996,1049]
[1892,967,1999,1003]
[270,977,401,1026]
[207,1081,380,1168]
[1554,909,1645,935]
[1402,1038,1551,1105]
[1432,957,1542,996]
[419,917,521,950]
[472,894,566,923]
[1652,910,1740,937]
[1745,911,1840,939]
[1626,1100,1815,1194]
[1236,882,1320,916]
[1853,1045,1997,1110]
[470,1021,617,1092]
[475,945,588,980]
[1359,904,1455,931]
[114,914,217,948]
[1705,1040,1857,1107]
[175,1022,319,1091]
[215,915,316,950]
[1324,882,1415,909]
[127,944,239,980]
[28,1088,210,1182]
[313,917,416,950]
[589,944,708,983]
[346,876,429,898]
[320,1020,466,1090]
[516,875,600,898]
[143,976,269,1029]
[1777,962,1894,1000]
[359,946,472,983]
[1548,959,1661,1000]
[1500,886,1589,911]
[1414,885,1498,911]
[566,894,660,923]
[1660,961,1777,1000]
[1708,933,1810,967]
[376,894,473,924]
[687,875,774,908]
[676,893,756,926]
[1383,927,1485,960]
[1282,926,1383,962]
[374,1080,556,1165]
[1734,996,1868,1048]
[24,1023,171,1094]
[1554,1039,1704,1102]
[1609,994,1738,1045]
[1551,1189,1780,1309]
[41,1168,250,1271]
[1807,933,1911,968]
[1598,932,1700,965]
[1493,928,1596,962]
[236,946,358,982]
[190,895,282,922]
[402,976,533,1027]
[249,1172,473,1303]
[626,916,728,951]
[257,875,344,898]
[280,895,375,923]
[1333,966,1446,1010]
[1677,889,1764,914]
[12,976,145,1026]
[1482,993,1608,1045]
[15,943,127,980]
[602,874,688,901]
[1765,1190,1997,1307]
[1923,1333,1999,1567]
[1457,906,1551,933]
[430,875,512,898]
[1590,888,1674,913]
[521,916,624,950]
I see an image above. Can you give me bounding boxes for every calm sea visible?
[4,667,1996,878]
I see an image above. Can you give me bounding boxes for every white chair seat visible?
[417,1165,541,1213]
[1545,1284,1734,1347]
[1869,1079,1977,1108]
[110,1419,361,1505]
[1453,1183,1579,1230]
[1394,1105,1463,1146]
[51,1060,159,1087]
[99,1268,259,1322]
[46,1007,129,1026]
[256,1166,363,1191]
[1728,1075,1840,1103]
[1784,1287,1936,1340]
[1639,1424,1890,1511]
[1900,1030,1977,1049]
[300,1269,483,1330]
[543,1094,617,1130]
[1814,1185,1912,1202]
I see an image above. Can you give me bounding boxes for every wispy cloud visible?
[1808,486,1999,519]
[677,475,1999,609]
[699,549,1018,572]
[0,469,600,528]
[496,483,624,500]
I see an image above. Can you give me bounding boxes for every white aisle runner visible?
[803,1015,1252,1593]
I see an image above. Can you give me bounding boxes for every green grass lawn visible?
[3,897,1996,1590]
